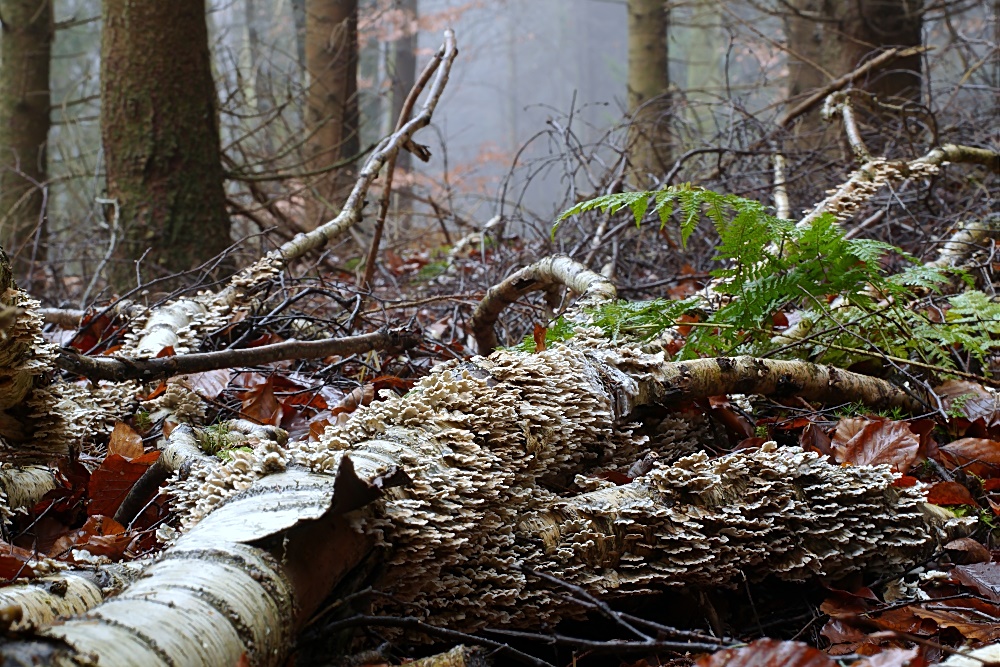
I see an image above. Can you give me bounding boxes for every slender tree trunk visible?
[0,0,51,281]
[681,0,724,141]
[304,0,359,228]
[291,0,307,73]
[627,0,671,187]
[389,0,417,173]
[100,0,231,291]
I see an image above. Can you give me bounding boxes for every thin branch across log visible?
[57,327,420,383]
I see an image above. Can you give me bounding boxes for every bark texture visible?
[100,0,231,290]
[389,0,417,174]
[0,0,51,278]
[304,0,360,227]
[627,0,671,186]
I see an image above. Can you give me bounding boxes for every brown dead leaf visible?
[696,638,834,666]
[800,422,833,457]
[938,438,1000,478]
[831,418,920,472]
[911,606,1000,642]
[238,376,282,425]
[952,562,1000,603]
[533,324,547,352]
[926,481,978,507]
[88,451,160,518]
[331,384,375,416]
[944,537,992,565]
[108,422,143,460]
[936,380,998,424]
[176,369,232,400]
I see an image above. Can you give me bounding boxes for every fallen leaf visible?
[176,369,232,400]
[331,384,375,416]
[154,345,175,358]
[696,638,834,666]
[533,324,547,352]
[831,419,920,472]
[239,376,282,425]
[800,422,833,457]
[944,538,992,564]
[911,606,1000,642]
[936,381,998,424]
[938,438,1000,478]
[87,451,160,517]
[952,562,1000,603]
[108,422,143,460]
[926,481,978,507]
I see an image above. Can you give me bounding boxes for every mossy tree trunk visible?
[0,0,51,281]
[627,0,671,187]
[304,0,360,228]
[100,0,231,292]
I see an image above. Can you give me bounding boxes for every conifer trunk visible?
[100,0,231,291]
[0,0,52,280]
[627,0,671,186]
[304,0,360,228]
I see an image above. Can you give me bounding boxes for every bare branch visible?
[56,327,420,383]
[471,255,617,355]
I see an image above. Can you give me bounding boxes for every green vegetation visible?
[544,185,999,379]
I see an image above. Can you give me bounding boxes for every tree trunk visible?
[388,0,417,174]
[784,0,828,144]
[100,0,231,292]
[783,0,923,211]
[836,0,923,101]
[0,0,51,281]
[681,0,724,141]
[627,0,671,187]
[304,0,360,228]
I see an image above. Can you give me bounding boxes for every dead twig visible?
[56,327,420,383]
[471,255,616,355]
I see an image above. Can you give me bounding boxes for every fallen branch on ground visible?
[471,254,616,354]
[57,326,420,383]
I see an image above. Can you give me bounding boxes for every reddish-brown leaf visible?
[926,481,978,507]
[936,380,998,424]
[108,422,143,460]
[330,384,375,417]
[239,376,282,425]
[831,419,920,472]
[944,538,992,564]
[532,324,547,352]
[892,475,918,487]
[0,553,34,580]
[154,345,175,358]
[910,606,1000,642]
[177,369,232,400]
[696,638,834,666]
[800,422,833,457]
[938,438,1000,478]
[706,396,755,440]
[87,451,160,518]
[139,380,167,401]
[952,562,1000,603]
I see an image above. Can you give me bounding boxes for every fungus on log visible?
[1,339,969,665]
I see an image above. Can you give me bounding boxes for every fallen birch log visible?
[0,340,970,665]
